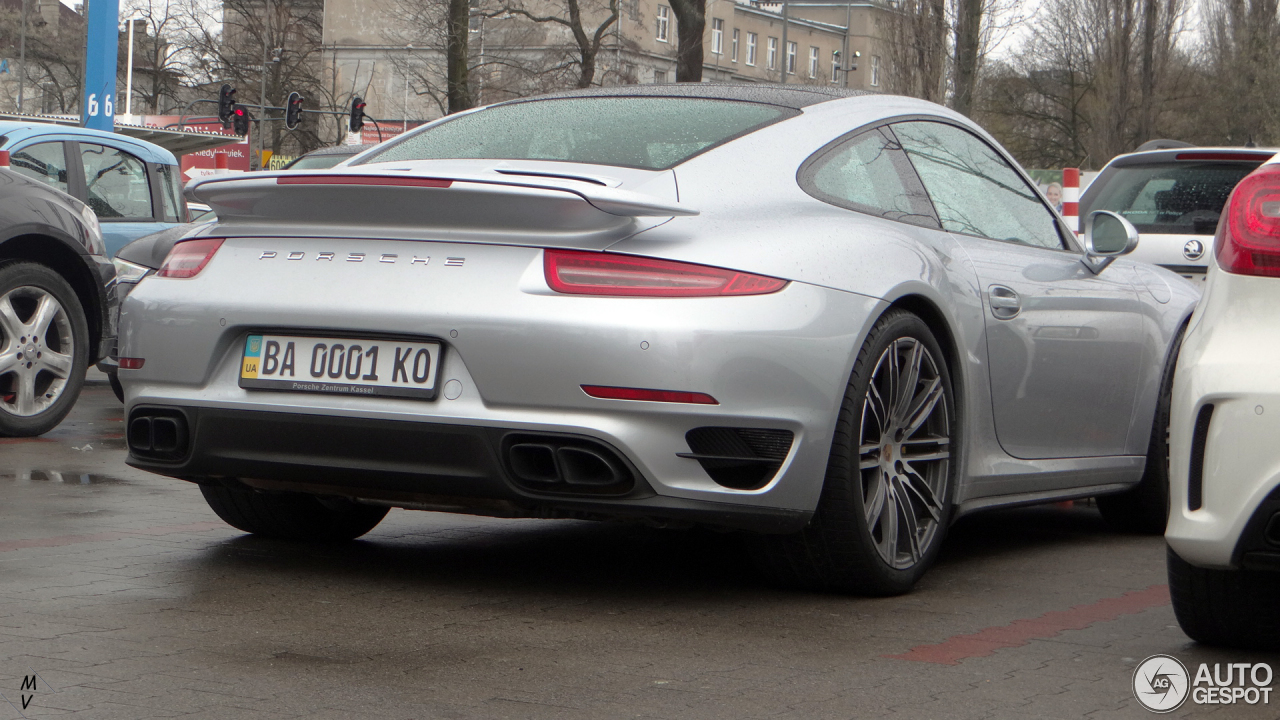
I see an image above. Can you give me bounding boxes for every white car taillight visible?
[158,238,224,279]
[1216,164,1280,277]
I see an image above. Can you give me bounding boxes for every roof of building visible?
[516,82,870,110]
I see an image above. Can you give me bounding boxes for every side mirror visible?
[1081,210,1139,274]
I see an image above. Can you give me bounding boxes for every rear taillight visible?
[158,238,224,279]
[1216,165,1280,277]
[544,249,787,297]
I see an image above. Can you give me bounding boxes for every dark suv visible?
[0,163,116,436]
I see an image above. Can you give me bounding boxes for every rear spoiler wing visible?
[184,170,696,246]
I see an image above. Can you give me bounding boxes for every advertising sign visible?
[140,116,251,179]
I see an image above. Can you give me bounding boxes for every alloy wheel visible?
[857,337,952,570]
[0,286,75,417]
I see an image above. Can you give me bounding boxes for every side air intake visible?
[679,427,795,491]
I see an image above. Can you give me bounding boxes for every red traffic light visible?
[234,108,245,116]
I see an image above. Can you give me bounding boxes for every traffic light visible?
[349,96,366,133]
[285,92,304,130]
[232,104,251,136]
[218,84,237,128]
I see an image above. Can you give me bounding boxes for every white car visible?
[1167,156,1280,648]
[1079,143,1277,283]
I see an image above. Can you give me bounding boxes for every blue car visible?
[0,122,186,257]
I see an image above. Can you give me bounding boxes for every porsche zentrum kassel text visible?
[1133,655,1273,712]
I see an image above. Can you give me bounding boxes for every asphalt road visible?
[1,373,1277,719]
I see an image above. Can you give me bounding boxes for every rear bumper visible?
[1167,266,1280,567]
[126,405,811,533]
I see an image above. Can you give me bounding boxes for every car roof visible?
[0,121,179,165]
[1104,146,1279,168]
[503,82,870,110]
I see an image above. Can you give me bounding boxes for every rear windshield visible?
[361,97,793,170]
[1083,162,1260,234]
[286,153,355,170]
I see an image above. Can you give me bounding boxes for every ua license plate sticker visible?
[239,334,442,399]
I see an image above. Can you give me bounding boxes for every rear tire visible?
[1168,546,1280,650]
[1098,324,1185,533]
[0,261,89,437]
[752,310,956,595]
[200,483,389,541]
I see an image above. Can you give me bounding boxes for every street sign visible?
[81,0,120,131]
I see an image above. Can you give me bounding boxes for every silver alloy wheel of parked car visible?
[0,285,75,417]
[859,337,951,570]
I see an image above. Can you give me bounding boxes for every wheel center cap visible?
[24,343,35,356]
[882,443,893,462]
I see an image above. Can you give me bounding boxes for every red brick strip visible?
[0,521,228,553]
[885,584,1171,665]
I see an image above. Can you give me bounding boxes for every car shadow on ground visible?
[181,502,1137,603]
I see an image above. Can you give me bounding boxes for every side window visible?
[10,142,69,194]
[800,126,939,228]
[80,144,153,220]
[893,121,1066,250]
[156,164,183,222]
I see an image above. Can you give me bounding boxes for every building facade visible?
[321,0,893,126]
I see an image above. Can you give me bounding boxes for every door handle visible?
[988,285,1021,319]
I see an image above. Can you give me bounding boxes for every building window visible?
[767,37,777,70]
[809,46,819,78]
[787,41,797,75]
[731,29,739,62]
[747,33,757,66]
[654,69,667,84]
[871,55,881,87]
[656,6,669,42]
[711,18,724,55]
[831,50,841,83]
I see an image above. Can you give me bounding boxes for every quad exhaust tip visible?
[504,435,633,495]
[127,410,190,461]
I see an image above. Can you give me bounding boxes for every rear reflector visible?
[277,175,452,188]
[0,150,9,168]
[119,357,145,369]
[581,385,718,405]
[1216,164,1280,276]
[545,249,787,297]
[158,238,224,279]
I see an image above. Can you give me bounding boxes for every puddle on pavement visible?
[0,470,128,485]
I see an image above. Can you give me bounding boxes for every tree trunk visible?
[669,0,705,82]
[1136,0,1158,143]
[446,0,473,113]
[951,0,983,116]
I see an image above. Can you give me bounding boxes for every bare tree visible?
[174,0,331,156]
[976,0,1192,168]
[120,0,187,114]
[1203,0,1280,145]
[498,0,620,88]
[880,0,947,103]
[667,0,704,82]
[0,2,86,113]
[384,0,628,117]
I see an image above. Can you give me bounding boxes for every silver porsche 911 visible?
[119,85,1198,594]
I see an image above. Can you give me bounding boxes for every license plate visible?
[239,334,442,399]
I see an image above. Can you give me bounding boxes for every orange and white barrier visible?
[1062,167,1080,233]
